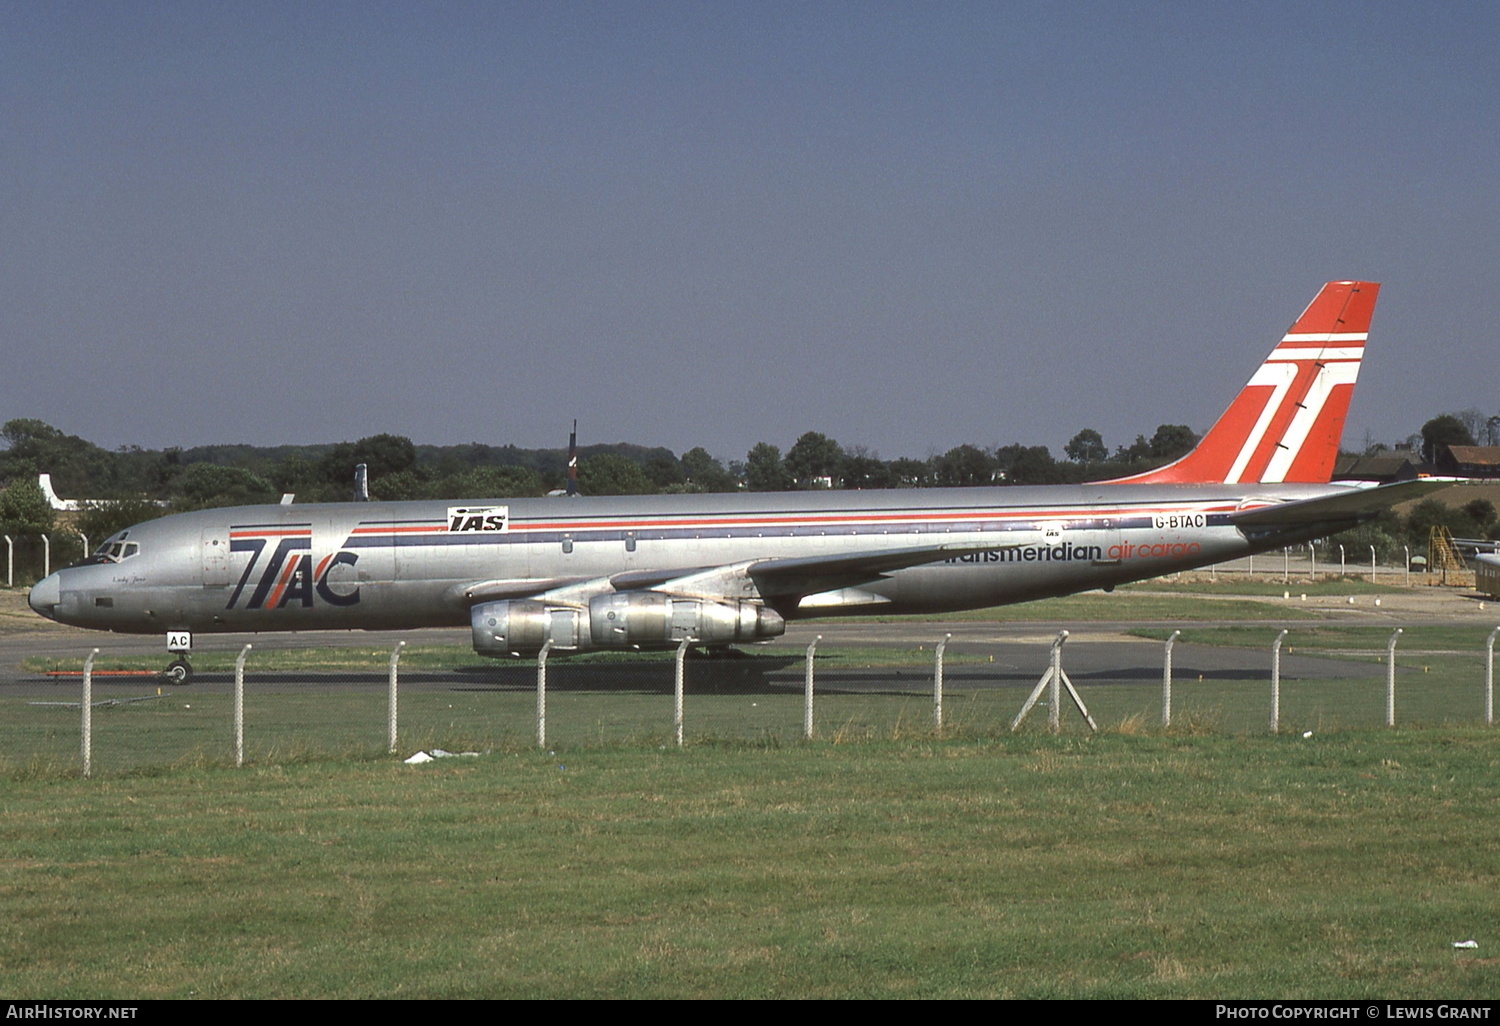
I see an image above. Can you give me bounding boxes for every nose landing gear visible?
[162,658,194,686]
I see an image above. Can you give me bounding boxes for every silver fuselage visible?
[31,482,1351,640]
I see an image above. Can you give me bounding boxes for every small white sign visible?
[167,631,192,652]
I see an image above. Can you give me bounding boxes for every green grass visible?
[1,732,1498,998]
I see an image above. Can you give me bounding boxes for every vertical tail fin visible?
[1104,281,1379,485]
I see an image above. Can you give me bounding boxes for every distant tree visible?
[271,454,324,497]
[76,499,164,545]
[176,464,277,509]
[785,432,844,487]
[1064,429,1107,464]
[0,479,53,535]
[351,434,417,478]
[1148,424,1197,461]
[1402,497,1471,549]
[1115,434,1152,463]
[1453,409,1489,446]
[318,441,359,489]
[994,444,1060,485]
[577,453,653,495]
[1420,414,1475,464]
[933,445,995,487]
[643,455,686,490]
[680,447,735,492]
[840,446,892,490]
[887,457,933,488]
[1462,499,1497,534]
[438,466,544,499]
[745,443,791,491]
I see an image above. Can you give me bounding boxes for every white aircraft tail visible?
[37,473,80,512]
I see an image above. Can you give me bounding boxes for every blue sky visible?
[3,1,1496,463]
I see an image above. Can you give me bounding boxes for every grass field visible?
[4,583,1496,997]
[2,731,1497,998]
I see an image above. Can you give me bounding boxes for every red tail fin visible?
[1105,281,1379,485]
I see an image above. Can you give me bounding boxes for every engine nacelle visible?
[588,592,784,649]
[469,593,785,657]
[470,600,582,657]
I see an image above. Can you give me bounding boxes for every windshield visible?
[89,536,140,564]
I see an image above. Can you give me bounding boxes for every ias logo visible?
[448,505,509,533]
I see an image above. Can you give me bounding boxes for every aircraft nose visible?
[28,572,61,620]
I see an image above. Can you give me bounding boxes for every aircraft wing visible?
[457,539,1030,611]
[1230,479,1460,527]
[746,541,1025,598]
[627,539,1034,605]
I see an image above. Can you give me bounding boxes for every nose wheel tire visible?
[163,659,193,686]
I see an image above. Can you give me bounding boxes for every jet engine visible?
[470,592,785,657]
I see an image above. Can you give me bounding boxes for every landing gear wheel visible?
[163,659,193,686]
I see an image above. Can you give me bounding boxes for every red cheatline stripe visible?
[230,528,311,538]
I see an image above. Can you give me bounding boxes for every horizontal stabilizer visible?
[1230,479,1458,527]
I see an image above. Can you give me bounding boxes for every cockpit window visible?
[90,540,140,564]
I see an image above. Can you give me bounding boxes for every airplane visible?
[28,280,1449,683]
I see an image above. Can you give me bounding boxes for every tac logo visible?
[448,505,509,533]
[227,526,361,610]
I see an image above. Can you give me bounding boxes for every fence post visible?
[1488,627,1498,727]
[1283,548,1289,583]
[82,648,98,778]
[1270,629,1288,734]
[803,635,820,740]
[388,640,406,754]
[1386,628,1403,728]
[1339,544,1345,578]
[933,633,951,733]
[1310,544,1317,579]
[536,639,552,749]
[1012,631,1095,733]
[1162,630,1181,728]
[42,534,50,578]
[235,644,252,767]
[1404,546,1410,586]
[79,533,89,561]
[1370,545,1377,582]
[4,535,11,588]
[674,638,689,747]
